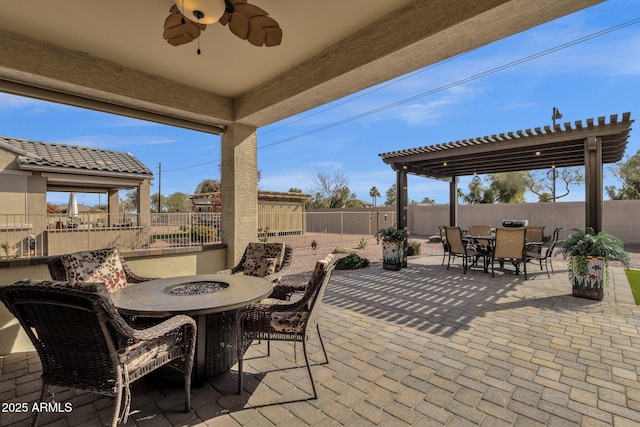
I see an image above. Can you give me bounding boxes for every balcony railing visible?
[0,212,222,258]
[0,210,393,259]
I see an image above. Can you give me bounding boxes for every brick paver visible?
[2,255,640,426]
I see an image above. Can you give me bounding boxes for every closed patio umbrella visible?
[67,192,78,217]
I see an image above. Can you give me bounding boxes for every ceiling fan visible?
[163,0,282,50]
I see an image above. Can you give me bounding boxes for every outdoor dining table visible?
[465,234,544,273]
[111,274,272,386]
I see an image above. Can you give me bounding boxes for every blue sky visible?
[1,0,639,207]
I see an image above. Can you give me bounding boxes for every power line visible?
[161,17,640,171]
[258,17,640,150]
[259,55,462,136]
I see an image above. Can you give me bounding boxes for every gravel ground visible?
[279,235,640,288]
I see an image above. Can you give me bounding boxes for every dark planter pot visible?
[382,242,404,271]
[570,256,605,301]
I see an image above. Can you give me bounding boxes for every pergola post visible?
[396,167,408,267]
[584,135,603,233]
[396,167,408,230]
[449,177,459,226]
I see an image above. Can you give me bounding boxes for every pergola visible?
[379,112,634,233]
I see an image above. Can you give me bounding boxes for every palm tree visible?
[369,186,381,207]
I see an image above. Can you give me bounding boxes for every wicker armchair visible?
[48,247,158,286]
[236,254,337,399]
[444,226,485,273]
[490,228,528,279]
[217,243,294,300]
[0,279,196,427]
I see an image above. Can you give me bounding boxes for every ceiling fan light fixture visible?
[175,0,226,24]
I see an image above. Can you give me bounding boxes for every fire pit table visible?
[111,274,272,386]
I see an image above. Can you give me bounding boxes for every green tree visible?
[421,197,435,205]
[150,193,165,213]
[384,183,397,206]
[288,187,302,193]
[195,179,221,194]
[490,172,527,203]
[120,190,137,213]
[460,179,494,204]
[606,150,640,200]
[165,192,191,212]
[369,186,381,206]
[460,172,527,204]
[525,167,584,202]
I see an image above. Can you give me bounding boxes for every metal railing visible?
[0,210,392,258]
[0,212,221,258]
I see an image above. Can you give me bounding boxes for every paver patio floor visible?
[2,254,640,426]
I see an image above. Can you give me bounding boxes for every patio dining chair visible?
[438,225,450,266]
[0,279,196,427]
[236,254,337,399]
[490,228,528,279]
[526,227,562,278]
[444,226,485,273]
[217,242,294,300]
[47,247,158,292]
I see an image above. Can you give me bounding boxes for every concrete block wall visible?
[407,200,640,243]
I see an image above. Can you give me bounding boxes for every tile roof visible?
[0,136,153,178]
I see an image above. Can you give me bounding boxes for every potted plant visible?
[379,227,407,271]
[562,228,629,300]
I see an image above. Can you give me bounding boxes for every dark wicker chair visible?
[217,243,294,300]
[0,279,196,427]
[490,228,528,279]
[47,248,158,284]
[236,254,337,399]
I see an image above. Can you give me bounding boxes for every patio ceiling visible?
[379,113,633,181]
[0,0,603,133]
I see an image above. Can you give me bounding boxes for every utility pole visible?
[157,162,162,213]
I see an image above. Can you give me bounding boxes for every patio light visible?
[175,0,226,24]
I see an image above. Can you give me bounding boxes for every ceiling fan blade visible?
[220,1,282,47]
[163,5,206,47]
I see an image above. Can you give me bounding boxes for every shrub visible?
[358,238,368,249]
[191,225,217,243]
[406,240,422,256]
[335,253,370,270]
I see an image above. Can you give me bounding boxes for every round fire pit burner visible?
[163,281,229,295]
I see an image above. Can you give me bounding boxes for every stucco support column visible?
[584,135,603,233]
[221,123,258,267]
[449,177,459,226]
[107,189,119,226]
[136,179,150,226]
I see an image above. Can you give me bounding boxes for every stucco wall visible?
[407,200,640,242]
